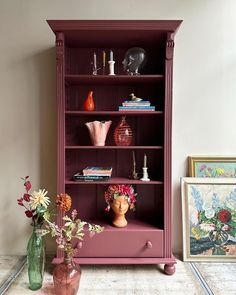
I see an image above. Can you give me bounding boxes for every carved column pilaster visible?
[164,32,175,258]
[56,32,65,260]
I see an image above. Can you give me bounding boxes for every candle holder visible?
[92,63,101,75]
[102,50,106,75]
[130,151,139,180]
[140,167,150,182]
[108,60,115,75]
[92,52,101,75]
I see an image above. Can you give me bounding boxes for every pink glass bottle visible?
[53,255,81,295]
[114,116,132,146]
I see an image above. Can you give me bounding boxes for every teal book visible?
[119,106,155,111]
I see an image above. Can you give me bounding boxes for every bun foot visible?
[164,263,176,275]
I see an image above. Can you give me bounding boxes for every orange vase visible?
[84,91,95,111]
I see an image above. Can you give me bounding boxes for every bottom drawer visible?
[77,221,163,258]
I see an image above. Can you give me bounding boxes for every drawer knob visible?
[146,241,152,249]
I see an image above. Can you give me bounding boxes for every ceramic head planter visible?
[104,184,137,227]
[122,47,147,75]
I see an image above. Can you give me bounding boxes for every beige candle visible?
[132,151,136,166]
[144,154,147,168]
[102,50,106,67]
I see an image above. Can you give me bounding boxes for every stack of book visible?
[119,100,155,112]
[73,166,112,182]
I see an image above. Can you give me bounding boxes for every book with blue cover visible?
[119,106,155,111]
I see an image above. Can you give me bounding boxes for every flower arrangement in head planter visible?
[43,193,104,258]
[104,184,137,228]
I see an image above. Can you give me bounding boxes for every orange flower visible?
[56,193,72,211]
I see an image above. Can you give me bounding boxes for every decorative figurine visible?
[108,50,115,75]
[122,47,147,75]
[129,93,143,102]
[140,154,150,181]
[104,184,137,227]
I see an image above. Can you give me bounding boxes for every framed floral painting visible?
[188,156,236,177]
[181,177,236,261]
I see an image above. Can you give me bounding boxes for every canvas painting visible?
[181,178,236,261]
[188,156,236,177]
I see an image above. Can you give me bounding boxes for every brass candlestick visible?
[102,50,106,75]
[131,151,139,180]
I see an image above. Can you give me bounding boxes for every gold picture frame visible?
[181,177,236,261]
[188,156,236,177]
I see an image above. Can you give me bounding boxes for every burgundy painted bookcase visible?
[47,20,182,275]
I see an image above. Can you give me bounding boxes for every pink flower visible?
[17,198,24,206]
[222,225,231,231]
[23,193,30,202]
[25,210,33,218]
[71,209,77,220]
[24,180,31,192]
[200,165,206,172]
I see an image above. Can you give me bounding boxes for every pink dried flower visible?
[44,205,104,257]
[24,180,32,192]
[25,210,33,218]
[17,198,24,206]
[71,209,78,220]
[17,176,51,227]
[23,193,31,202]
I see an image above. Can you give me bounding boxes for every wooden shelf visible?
[65,75,164,85]
[65,111,163,116]
[84,219,163,232]
[65,177,163,185]
[65,145,163,150]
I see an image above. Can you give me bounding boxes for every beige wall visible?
[0,0,236,255]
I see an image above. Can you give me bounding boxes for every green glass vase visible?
[27,225,45,290]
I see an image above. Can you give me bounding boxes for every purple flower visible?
[200,164,207,172]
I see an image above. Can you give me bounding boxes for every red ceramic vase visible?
[53,256,81,295]
[114,116,132,146]
[84,91,95,111]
